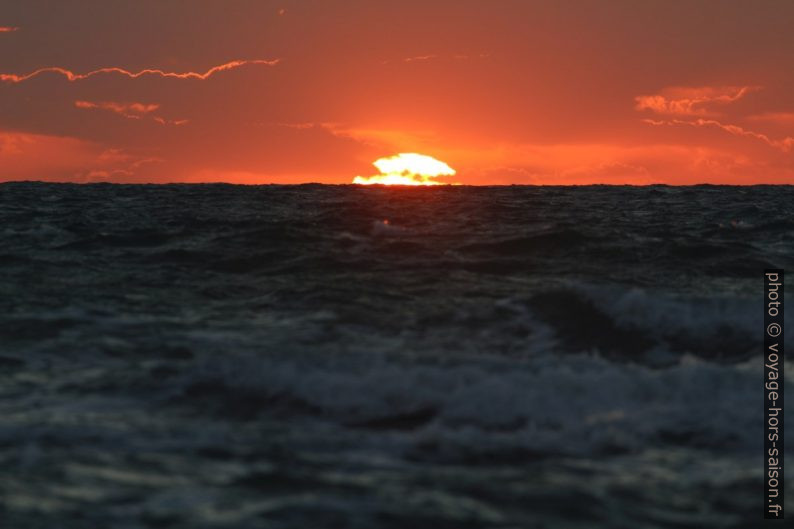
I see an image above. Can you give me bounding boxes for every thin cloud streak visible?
[75,100,160,117]
[0,59,280,84]
[643,118,794,152]
[381,53,490,65]
[747,112,794,125]
[635,86,758,116]
[75,100,188,126]
[403,55,439,63]
[0,26,18,33]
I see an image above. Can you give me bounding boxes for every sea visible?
[0,182,792,528]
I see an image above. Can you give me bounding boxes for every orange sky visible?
[1,0,793,184]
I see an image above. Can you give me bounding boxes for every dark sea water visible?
[0,182,792,528]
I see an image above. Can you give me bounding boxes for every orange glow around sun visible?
[353,153,457,185]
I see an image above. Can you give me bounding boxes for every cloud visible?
[0,130,160,182]
[747,112,794,125]
[74,100,187,126]
[270,123,441,153]
[416,138,794,185]
[276,122,336,130]
[74,152,162,182]
[381,53,490,64]
[0,26,19,33]
[313,124,440,148]
[75,100,159,117]
[642,117,794,152]
[0,59,279,84]
[403,55,439,63]
[635,86,758,116]
[152,117,189,126]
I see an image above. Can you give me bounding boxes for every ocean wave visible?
[169,352,791,460]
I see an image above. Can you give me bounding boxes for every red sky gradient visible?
[1,0,793,185]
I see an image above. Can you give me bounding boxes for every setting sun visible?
[353,153,457,185]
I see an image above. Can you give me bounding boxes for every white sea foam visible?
[580,284,761,337]
[176,351,792,458]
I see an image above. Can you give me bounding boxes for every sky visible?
[1,0,794,185]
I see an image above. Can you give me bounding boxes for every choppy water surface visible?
[0,183,792,528]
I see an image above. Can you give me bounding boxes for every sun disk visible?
[353,153,456,185]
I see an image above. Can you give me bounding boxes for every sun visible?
[353,153,457,185]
